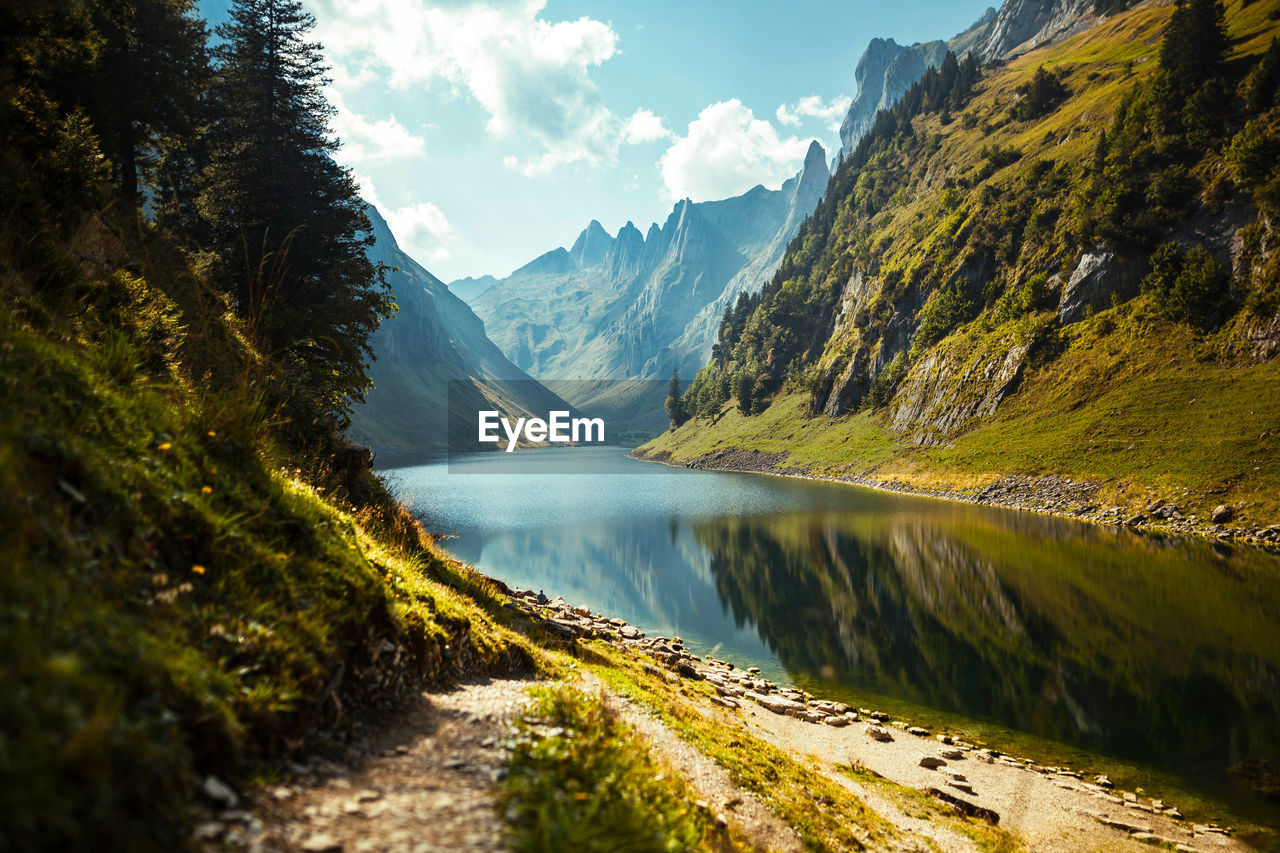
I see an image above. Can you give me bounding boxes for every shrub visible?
[910,277,976,358]
[1140,242,1230,326]
[1012,67,1069,121]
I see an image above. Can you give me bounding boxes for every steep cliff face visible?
[837,0,1105,157]
[349,205,568,457]
[463,142,830,385]
[838,9,996,157]
[974,0,1098,61]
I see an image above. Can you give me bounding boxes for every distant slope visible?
[460,141,830,387]
[644,0,1280,528]
[447,274,498,302]
[349,206,570,459]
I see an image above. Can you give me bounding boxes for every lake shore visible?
[631,445,1280,549]
[502,585,1254,853]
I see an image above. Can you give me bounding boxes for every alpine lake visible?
[386,445,1280,842]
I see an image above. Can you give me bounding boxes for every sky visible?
[197,0,997,281]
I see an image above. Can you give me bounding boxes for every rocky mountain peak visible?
[570,218,614,268]
[802,139,827,173]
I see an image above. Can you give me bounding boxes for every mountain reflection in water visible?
[390,447,1280,828]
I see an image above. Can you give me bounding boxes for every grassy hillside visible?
[649,0,1280,526]
[0,210,541,850]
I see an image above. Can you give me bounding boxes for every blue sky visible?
[197,0,996,281]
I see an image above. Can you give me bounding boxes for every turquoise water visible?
[387,446,1280,836]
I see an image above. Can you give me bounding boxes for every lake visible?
[386,446,1280,835]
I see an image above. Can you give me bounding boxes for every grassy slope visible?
[0,221,540,850]
[643,0,1280,525]
[645,297,1280,521]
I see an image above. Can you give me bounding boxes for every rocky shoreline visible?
[504,586,1240,851]
[632,447,1280,549]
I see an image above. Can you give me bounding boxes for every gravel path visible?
[249,678,531,853]
[600,685,805,852]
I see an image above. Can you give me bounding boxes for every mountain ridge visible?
[459,141,830,388]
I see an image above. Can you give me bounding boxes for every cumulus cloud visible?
[659,100,813,202]
[357,175,455,266]
[621,108,671,144]
[386,202,455,265]
[775,94,852,131]
[313,0,660,174]
[329,91,425,163]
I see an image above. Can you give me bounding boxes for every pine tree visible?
[91,0,209,209]
[198,0,392,415]
[665,368,688,430]
[1158,0,1229,97]
[1247,37,1280,112]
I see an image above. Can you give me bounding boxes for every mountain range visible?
[642,0,1280,528]
[449,140,828,425]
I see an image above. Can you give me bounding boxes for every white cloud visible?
[386,202,455,265]
[776,94,852,131]
[621,108,671,144]
[313,0,660,174]
[329,90,425,163]
[357,174,455,266]
[659,99,813,202]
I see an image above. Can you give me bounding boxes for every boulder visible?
[919,755,947,768]
[1211,504,1234,523]
[1057,249,1141,325]
[865,724,895,742]
[749,692,805,716]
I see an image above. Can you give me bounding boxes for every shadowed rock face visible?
[1057,250,1143,325]
[348,204,569,457]
[461,141,830,386]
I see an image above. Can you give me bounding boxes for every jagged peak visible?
[803,140,827,171]
[570,218,614,268]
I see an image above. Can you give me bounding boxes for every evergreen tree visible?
[734,371,755,417]
[91,0,209,209]
[1012,66,1068,120]
[665,368,688,430]
[1247,37,1280,112]
[198,0,392,414]
[1158,0,1229,98]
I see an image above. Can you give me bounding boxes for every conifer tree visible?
[91,0,209,209]
[198,0,392,415]
[665,368,688,430]
[1158,0,1229,97]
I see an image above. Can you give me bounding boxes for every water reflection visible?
[696,512,1280,793]
[390,447,1280,828]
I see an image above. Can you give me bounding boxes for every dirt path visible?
[236,675,813,853]
[599,684,805,852]
[247,678,532,853]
